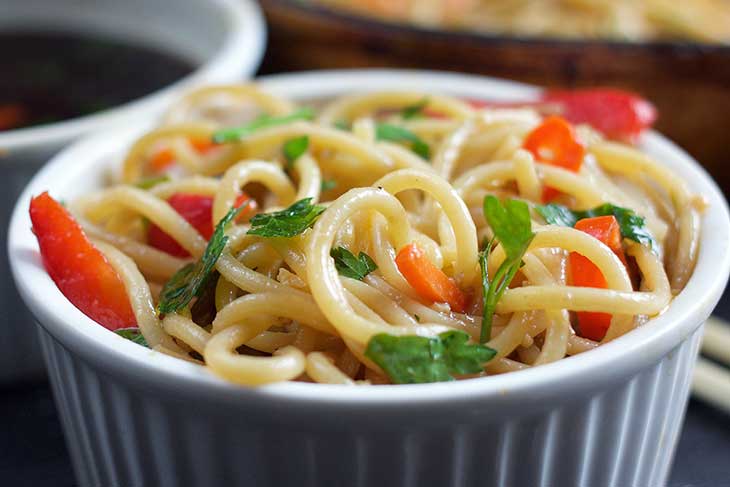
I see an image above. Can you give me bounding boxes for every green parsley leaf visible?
[365,330,496,384]
[536,202,657,248]
[333,120,350,131]
[135,175,171,190]
[190,270,220,327]
[320,179,337,192]
[480,196,535,343]
[283,135,309,168]
[375,123,431,160]
[484,196,535,261]
[400,98,429,120]
[534,203,578,227]
[212,107,315,144]
[114,328,148,347]
[247,198,325,238]
[158,204,246,314]
[330,247,377,280]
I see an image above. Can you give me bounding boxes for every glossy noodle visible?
[55,84,703,386]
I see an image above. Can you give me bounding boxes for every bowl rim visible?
[264,0,730,53]
[0,0,266,155]
[8,69,730,407]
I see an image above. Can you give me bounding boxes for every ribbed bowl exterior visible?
[39,322,703,487]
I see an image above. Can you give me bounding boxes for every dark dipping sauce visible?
[0,31,195,131]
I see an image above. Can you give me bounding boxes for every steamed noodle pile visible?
[316,0,730,44]
[69,85,702,385]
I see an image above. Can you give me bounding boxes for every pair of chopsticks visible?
[693,316,730,414]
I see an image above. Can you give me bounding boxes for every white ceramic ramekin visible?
[9,70,730,487]
[0,0,265,381]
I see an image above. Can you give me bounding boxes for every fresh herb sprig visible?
[212,107,315,144]
[536,202,656,248]
[479,196,535,343]
[365,330,496,384]
[375,123,431,160]
[115,328,148,347]
[330,247,377,280]
[135,175,171,190]
[400,98,429,120]
[320,179,337,192]
[247,198,325,238]
[333,120,350,131]
[283,135,309,168]
[158,204,246,314]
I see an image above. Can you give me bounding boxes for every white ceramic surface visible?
[0,0,266,381]
[9,70,730,487]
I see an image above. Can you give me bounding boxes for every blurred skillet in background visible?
[260,0,730,194]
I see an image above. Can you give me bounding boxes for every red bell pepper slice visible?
[148,192,257,257]
[522,115,585,202]
[542,89,657,144]
[150,137,215,172]
[395,242,467,313]
[233,193,258,223]
[569,215,627,341]
[466,88,656,144]
[148,193,215,257]
[29,192,136,330]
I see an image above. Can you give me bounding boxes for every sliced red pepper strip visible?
[542,89,657,144]
[569,215,627,341]
[148,192,256,257]
[233,193,258,223]
[467,89,656,144]
[29,192,136,330]
[523,115,585,202]
[395,242,467,313]
[150,137,215,172]
[148,193,215,257]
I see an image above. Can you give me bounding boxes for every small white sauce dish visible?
[0,0,266,381]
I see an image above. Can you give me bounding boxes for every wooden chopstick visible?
[693,358,730,415]
[701,316,730,363]
[692,316,730,414]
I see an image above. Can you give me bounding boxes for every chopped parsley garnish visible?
[536,202,656,248]
[479,196,535,343]
[212,107,315,144]
[247,198,325,238]
[400,97,429,120]
[158,204,246,314]
[365,330,496,384]
[115,328,148,347]
[375,123,431,160]
[283,135,309,168]
[330,247,377,280]
[135,175,171,190]
[333,120,350,131]
[320,179,337,192]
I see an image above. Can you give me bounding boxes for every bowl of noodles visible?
[0,0,266,381]
[260,0,730,196]
[8,70,730,487]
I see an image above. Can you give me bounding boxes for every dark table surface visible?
[2,298,730,487]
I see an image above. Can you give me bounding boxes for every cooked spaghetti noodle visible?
[37,84,703,386]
